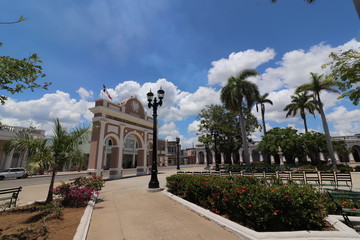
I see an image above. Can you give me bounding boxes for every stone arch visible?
[251,150,261,162]
[122,131,145,170]
[103,134,119,171]
[198,151,205,164]
[352,145,360,162]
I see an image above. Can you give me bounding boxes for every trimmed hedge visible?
[166,174,328,231]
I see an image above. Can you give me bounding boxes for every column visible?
[221,153,225,165]
[136,149,147,176]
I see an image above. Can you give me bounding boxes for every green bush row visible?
[166,174,329,231]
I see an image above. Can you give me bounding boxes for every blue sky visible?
[0,0,359,147]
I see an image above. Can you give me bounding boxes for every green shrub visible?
[355,166,360,172]
[166,174,328,231]
[336,164,353,172]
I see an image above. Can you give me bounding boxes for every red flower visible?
[273,209,280,215]
[248,204,252,208]
[284,195,290,198]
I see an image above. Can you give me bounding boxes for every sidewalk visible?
[86,166,243,240]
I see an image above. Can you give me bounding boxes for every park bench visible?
[335,172,352,190]
[290,172,305,184]
[327,190,360,228]
[304,171,320,187]
[276,172,291,183]
[0,186,22,209]
[319,172,337,190]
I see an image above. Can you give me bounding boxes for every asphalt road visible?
[0,172,87,189]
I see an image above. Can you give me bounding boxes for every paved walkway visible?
[87,166,243,240]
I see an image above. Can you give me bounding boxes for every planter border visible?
[162,190,360,240]
[73,193,98,240]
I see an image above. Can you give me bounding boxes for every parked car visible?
[0,168,28,180]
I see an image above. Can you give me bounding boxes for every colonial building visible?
[0,125,45,171]
[194,134,360,166]
[87,97,181,179]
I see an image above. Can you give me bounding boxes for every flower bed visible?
[53,175,105,207]
[166,174,329,232]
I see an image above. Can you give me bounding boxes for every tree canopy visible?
[197,104,259,156]
[0,43,50,104]
[323,48,360,105]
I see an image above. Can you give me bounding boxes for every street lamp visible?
[176,137,180,170]
[147,87,165,189]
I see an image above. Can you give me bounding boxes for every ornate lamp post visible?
[176,137,180,170]
[147,87,165,189]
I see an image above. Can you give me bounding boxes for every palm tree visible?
[256,93,273,135]
[271,0,360,18]
[296,72,339,169]
[283,91,317,133]
[220,69,260,164]
[7,118,89,203]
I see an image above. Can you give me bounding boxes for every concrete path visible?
[87,167,243,240]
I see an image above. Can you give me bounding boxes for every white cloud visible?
[208,48,275,86]
[188,120,200,135]
[77,87,94,100]
[158,122,180,137]
[327,106,360,136]
[258,39,360,93]
[0,91,93,136]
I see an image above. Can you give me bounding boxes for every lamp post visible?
[176,137,180,170]
[147,87,165,189]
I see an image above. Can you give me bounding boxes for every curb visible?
[162,190,360,240]
[72,193,97,240]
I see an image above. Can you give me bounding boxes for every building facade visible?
[0,125,46,171]
[194,134,360,166]
[87,97,182,179]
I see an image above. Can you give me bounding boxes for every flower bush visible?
[166,174,328,231]
[53,175,105,207]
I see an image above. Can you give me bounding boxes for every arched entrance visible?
[104,138,113,170]
[123,135,138,168]
[352,145,360,162]
[198,152,205,164]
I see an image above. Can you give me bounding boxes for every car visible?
[0,168,28,180]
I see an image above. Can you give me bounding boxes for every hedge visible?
[166,174,329,231]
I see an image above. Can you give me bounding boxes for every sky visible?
[0,0,359,148]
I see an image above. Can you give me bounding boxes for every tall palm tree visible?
[256,93,273,135]
[283,91,317,133]
[271,0,360,18]
[296,72,339,169]
[7,118,89,203]
[220,69,260,164]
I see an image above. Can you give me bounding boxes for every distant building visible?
[0,125,45,171]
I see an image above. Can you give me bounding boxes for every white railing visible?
[0,125,45,136]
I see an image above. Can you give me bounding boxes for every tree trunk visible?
[302,115,308,133]
[46,169,56,203]
[261,105,267,135]
[239,106,250,164]
[317,96,337,169]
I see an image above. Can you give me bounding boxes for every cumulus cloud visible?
[188,120,200,135]
[77,87,94,100]
[257,39,360,93]
[327,106,360,136]
[158,122,180,137]
[208,48,275,86]
[0,91,93,136]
